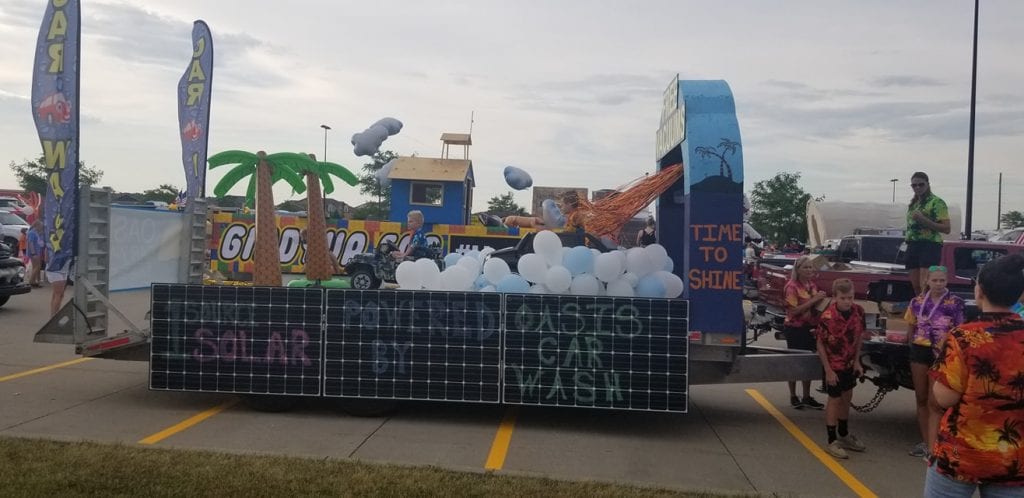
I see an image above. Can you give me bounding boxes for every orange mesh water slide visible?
[563,163,683,239]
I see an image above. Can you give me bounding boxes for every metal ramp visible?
[35,191,208,359]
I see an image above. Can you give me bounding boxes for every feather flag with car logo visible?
[31,0,81,273]
[178,21,214,201]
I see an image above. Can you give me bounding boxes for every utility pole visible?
[964,0,979,236]
[996,172,1002,230]
[890,178,899,203]
[320,124,331,218]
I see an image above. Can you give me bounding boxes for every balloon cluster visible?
[351,117,403,157]
[394,231,682,298]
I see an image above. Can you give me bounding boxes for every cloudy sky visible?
[1,0,1022,231]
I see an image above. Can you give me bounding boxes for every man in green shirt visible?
[905,172,951,295]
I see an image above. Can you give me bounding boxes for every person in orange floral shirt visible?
[782,255,827,410]
[927,253,1024,496]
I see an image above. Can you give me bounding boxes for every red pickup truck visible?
[756,240,1024,309]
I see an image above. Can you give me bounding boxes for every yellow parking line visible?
[745,389,877,498]
[0,357,94,383]
[484,407,519,470]
[138,399,238,445]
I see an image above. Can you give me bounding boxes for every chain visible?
[851,384,896,413]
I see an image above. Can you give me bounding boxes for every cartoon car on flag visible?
[182,120,202,141]
[36,92,71,124]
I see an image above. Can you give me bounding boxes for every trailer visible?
[36,78,828,415]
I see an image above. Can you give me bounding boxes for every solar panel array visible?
[323,290,503,403]
[149,285,688,412]
[503,295,688,412]
[150,284,323,396]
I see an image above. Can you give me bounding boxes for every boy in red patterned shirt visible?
[814,278,867,459]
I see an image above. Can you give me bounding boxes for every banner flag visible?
[31,0,81,273]
[177,20,213,200]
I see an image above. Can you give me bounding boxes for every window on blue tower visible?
[410,182,443,206]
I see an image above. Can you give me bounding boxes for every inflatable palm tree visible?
[291,153,359,285]
[209,150,310,286]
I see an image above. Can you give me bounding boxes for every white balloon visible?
[517,253,548,283]
[479,246,496,259]
[480,285,497,293]
[457,255,482,275]
[442,266,473,291]
[644,244,669,273]
[416,258,441,290]
[626,247,654,277]
[395,260,421,289]
[655,270,685,298]
[606,278,636,297]
[663,256,675,272]
[528,284,550,294]
[544,266,573,293]
[621,272,640,288]
[466,249,481,261]
[593,252,624,283]
[483,257,511,285]
[533,230,562,258]
[569,274,601,295]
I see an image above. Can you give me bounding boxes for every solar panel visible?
[323,289,503,403]
[502,295,688,412]
[150,284,323,396]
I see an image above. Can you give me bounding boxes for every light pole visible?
[965,0,979,236]
[320,124,331,217]
[890,178,898,203]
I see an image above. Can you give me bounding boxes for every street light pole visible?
[320,124,331,218]
[965,0,979,237]
[890,178,898,203]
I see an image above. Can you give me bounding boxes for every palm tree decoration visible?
[694,138,739,179]
[209,150,310,286]
[294,153,358,283]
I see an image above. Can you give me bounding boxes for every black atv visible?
[344,239,444,290]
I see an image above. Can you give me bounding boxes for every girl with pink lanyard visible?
[904,265,964,458]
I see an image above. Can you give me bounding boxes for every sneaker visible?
[802,396,824,410]
[790,396,805,409]
[838,434,866,452]
[826,440,849,459]
[909,442,927,457]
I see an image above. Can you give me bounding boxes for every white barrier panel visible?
[110,207,183,291]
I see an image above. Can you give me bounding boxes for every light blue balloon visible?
[563,246,594,276]
[496,274,531,293]
[541,199,566,228]
[636,274,666,298]
[474,274,489,290]
[503,165,533,190]
[663,257,674,272]
[444,252,462,269]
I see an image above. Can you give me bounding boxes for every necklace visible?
[917,290,949,345]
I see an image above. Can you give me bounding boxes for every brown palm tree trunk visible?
[303,165,335,281]
[253,151,282,286]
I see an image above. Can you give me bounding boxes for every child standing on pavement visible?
[815,278,867,459]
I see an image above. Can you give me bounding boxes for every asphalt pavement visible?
[0,286,929,497]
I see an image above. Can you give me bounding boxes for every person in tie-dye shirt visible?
[925,253,1024,496]
[903,265,965,458]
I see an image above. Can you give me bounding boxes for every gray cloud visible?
[871,75,946,88]
[507,73,667,115]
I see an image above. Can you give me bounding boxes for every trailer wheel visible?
[0,296,9,308]
[335,398,399,417]
[240,395,300,412]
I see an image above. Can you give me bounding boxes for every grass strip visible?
[0,436,745,497]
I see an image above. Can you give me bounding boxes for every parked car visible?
[833,235,904,264]
[0,209,29,249]
[0,240,30,307]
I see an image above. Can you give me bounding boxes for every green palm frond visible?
[213,161,257,197]
[244,175,256,208]
[273,164,307,194]
[322,162,358,186]
[208,150,257,169]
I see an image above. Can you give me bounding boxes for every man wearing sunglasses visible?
[905,172,951,296]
